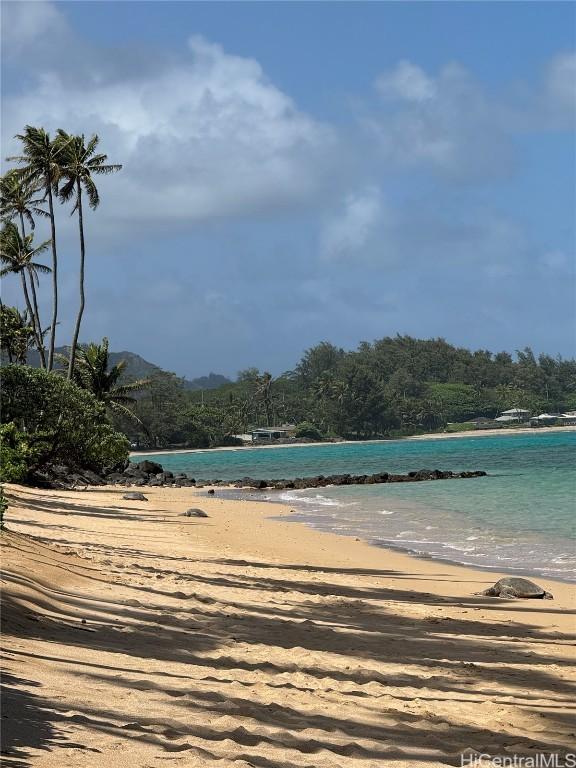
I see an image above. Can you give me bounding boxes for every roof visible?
[252,428,289,434]
[501,408,530,415]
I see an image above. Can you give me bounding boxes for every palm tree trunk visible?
[18,212,46,367]
[46,183,58,371]
[19,271,37,356]
[67,181,85,380]
[27,269,46,368]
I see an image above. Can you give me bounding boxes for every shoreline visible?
[2,482,575,766]
[130,423,576,457]
[210,487,576,585]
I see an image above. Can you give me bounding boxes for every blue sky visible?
[2,1,575,378]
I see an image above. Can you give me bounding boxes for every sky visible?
[2,0,575,379]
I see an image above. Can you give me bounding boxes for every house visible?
[529,413,558,427]
[495,408,531,423]
[251,428,290,443]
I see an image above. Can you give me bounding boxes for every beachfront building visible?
[495,408,531,424]
[251,427,290,443]
[529,413,558,427]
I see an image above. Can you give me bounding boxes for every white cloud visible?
[375,60,437,103]
[368,61,512,178]
[2,6,336,223]
[320,187,384,260]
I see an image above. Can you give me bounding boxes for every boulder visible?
[124,467,147,479]
[80,469,106,486]
[136,460,164,475]
[106,472,126,483]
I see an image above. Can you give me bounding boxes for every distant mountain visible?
[26,346,231,391]
[182,372,232,391]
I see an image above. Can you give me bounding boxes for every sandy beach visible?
[1,483,575,767]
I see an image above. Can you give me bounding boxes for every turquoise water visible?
[135,431,576,580]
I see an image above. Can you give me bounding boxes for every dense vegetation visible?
[1,365,129,482]
[114,337,576,448]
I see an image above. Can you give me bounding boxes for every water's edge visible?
[210,487,575,585]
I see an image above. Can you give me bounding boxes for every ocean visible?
[134,431,576,581]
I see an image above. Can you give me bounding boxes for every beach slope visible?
[1,484,574,767]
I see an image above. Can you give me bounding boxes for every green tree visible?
[1,169,48,366]
[1,365,129,476]
[0,304,35,364]
[62,337,150,424]
[56,131,122,379]
[0,222,51,358]
[8,126,71,370]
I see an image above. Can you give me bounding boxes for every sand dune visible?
[1,484,575,767]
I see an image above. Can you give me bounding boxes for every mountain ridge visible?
[26,346,231,391]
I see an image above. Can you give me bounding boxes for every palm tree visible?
[0,222,51,359]
[63,337,149,424]
[55,131,122,379]
[1,169,48,366]
[7,126,71,370]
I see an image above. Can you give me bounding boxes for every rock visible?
[207,489,215,495]
[147,479,163,487]
[123,466,147,479]
[106,472,126,483]
[184,508,209,518]
[122,492,148,501]
[78,469,106,485]
[136,460,164,475]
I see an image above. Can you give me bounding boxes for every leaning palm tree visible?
[55,131,122,379]
[0,222,51,360]
[63,337,149,424]
[7,126,72,370]
[0,169,49,366]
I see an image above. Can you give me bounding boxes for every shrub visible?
[1,364,129,476]
[0,423,35,482]
[294,422,324,441]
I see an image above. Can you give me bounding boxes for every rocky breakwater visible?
[101,463,487,490]
[29,461,487,490]
[230,469,487,490]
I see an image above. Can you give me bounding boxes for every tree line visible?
[114,337,576,448]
